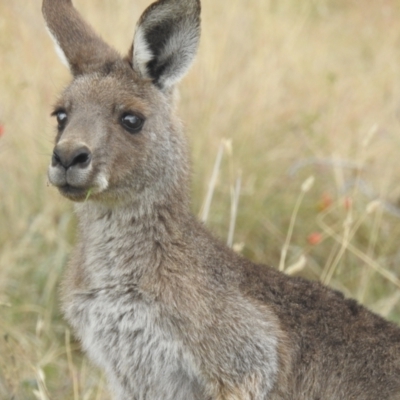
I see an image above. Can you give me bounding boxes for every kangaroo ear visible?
[132,0,201,89]
[42,0,119,76]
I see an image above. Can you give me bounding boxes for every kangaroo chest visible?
[65,286,207,400]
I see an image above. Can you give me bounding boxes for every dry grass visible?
[1,0,400,398]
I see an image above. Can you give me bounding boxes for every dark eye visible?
[54,110,68,130]
[120,113,144,134]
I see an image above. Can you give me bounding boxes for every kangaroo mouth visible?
[58,184,90,202]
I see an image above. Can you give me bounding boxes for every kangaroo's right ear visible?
[131,0,201,89]
[42,0,119,76]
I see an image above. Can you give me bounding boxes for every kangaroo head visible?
[43,0,201,206]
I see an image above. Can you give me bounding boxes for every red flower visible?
[319,193,333,211]
[0,125,4,138]
[307,232,323,246]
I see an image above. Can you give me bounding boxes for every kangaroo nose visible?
[52,145,92,169]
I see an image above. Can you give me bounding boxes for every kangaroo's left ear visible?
[131,0,201,89]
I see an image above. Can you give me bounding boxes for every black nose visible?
[52,145,92,169]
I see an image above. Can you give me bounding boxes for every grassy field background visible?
[2,0,400,398]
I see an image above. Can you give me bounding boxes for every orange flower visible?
[319,193,333,211]
[0,125,4,138]
[307,232,323,245]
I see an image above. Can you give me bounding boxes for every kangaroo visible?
[43,0,400,399]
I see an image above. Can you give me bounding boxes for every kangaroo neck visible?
[73,199,190,287]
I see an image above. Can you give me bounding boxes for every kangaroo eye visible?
[120,113,144,134]
[53,110,68,130]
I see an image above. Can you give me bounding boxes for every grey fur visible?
[42,0,400,399]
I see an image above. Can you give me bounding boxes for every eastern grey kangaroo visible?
[43,0,400,398]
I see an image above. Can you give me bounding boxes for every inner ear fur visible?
[132,0,201,89]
